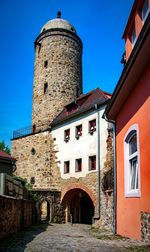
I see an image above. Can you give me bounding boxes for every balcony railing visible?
[13,121,51,139]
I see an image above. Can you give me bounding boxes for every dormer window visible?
[44,82,48,94]
[89,119,96,134]
[64,129,70,142]
[141,0,149,23]
[131,27,136,48]
[76,125,82,139]
[66,102,78,114]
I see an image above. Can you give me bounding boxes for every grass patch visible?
[126,245,150,251]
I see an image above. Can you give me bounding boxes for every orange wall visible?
[116,64,150,240]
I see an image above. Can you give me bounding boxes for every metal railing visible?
[13,121,51,139]
[13,125,32,139]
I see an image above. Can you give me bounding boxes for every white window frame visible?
[124,124,141,197]
[131,27,136,48]
[142,0,149,23]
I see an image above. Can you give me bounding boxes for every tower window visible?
[30,177,35,184]
[75,158,82,172]
[32,124,36,133]
[31,148,36,155]
[44,83,48,94]
[76,87,80,97]
[64,161,70,174]
[44,60,48,68]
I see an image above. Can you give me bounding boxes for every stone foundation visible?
[141,211,150,242]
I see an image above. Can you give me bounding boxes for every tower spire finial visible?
[57,11,61,18]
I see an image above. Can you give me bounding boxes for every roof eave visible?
[51,99,109,128]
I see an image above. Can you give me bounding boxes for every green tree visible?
[0,140,11,154]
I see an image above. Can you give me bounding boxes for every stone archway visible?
[61,185,95,224]
[40,200,50,222]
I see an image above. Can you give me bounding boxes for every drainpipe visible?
[103,113,116,234]
[94,104,100,220]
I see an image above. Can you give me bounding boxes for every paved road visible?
[0,223,149,252]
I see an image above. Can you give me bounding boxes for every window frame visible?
[141,0,149,23]
[75,124,82,139]
[131,27,136,48]
[89,155,96,171]
[64,161,70,174]
[89,119,96,135]
[64,129,70,142]
[124,124,141,197]
[75,158,82,172]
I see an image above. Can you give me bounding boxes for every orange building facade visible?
[104,0,150,241]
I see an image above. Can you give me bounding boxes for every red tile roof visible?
[0,150,15,160]
[51,88,111,126]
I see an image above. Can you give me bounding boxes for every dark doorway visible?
[69,190,94,224]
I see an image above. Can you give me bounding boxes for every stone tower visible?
[32,11,83,128]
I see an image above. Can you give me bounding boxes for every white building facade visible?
[52,106,108,180]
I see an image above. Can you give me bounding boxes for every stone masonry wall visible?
[12,127,114,228]
[60,172,98,214]
[95,127,114,230]
[32,30,82,127]
[12,131,61,191]
[0,195,33,239]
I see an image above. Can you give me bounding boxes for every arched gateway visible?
[40,200,50,221]
[61,186,95,224]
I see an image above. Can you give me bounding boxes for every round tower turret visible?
[32,12,83,128]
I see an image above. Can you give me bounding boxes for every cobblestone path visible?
[0,223,149,252]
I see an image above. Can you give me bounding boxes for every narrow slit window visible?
[44,60,48,68]
[44,82,48,94]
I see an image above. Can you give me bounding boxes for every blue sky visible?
[0,0,133,148]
